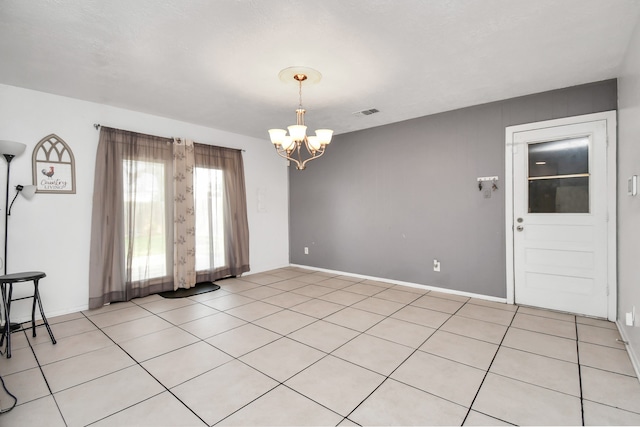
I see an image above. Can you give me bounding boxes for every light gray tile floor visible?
[1,267,639,426]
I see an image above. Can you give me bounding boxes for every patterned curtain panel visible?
[173,138,197,290]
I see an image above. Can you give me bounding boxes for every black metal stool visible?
[1,271,56,358]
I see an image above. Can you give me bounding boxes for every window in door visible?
[527,136,590,214]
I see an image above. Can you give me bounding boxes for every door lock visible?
[517,218,523,223]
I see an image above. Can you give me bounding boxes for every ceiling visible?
[1,0,639,140]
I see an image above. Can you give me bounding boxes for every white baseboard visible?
[7,304,88,324]
[289,263,508,304]
[616,320,640,384]
[242,264,291,276]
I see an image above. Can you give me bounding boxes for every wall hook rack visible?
[477,176,499,191]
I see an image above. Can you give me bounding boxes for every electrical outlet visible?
[433,259,441,272]
[304,247,309,255]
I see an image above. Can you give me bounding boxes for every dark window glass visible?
[528,137,589,213]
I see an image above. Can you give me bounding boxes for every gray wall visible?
[617,18,640,368]
[289,79,617,298]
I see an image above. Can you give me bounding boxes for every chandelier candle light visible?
[268,66,333,170]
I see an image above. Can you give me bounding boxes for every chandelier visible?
[268,67,333,170]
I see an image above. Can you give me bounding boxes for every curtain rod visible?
[93,123,179,143]
[93,123,246,152]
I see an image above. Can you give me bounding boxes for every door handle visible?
[516,225,524,232]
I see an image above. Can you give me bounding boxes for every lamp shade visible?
[268,129,286,145]
[0,140,26,156]
[20,185,37,200]
[288,125,307,141]
[307,136,321,151]
[315,129,334,145]
[281,136,296,151]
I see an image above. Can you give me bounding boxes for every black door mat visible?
[159,281,220,299]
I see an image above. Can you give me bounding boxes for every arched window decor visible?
[32,134,76,194]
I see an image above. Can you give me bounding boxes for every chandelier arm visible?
[274,146,303,169]
[302,136,312,154]
[274,147,290,159]
[302,135,325,156]
[300,146,327,169]
[288,146,305,170]
[296,142,309,170]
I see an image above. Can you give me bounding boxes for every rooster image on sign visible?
[41,166,55,178]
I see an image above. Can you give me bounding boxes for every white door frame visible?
[505,111,617,321]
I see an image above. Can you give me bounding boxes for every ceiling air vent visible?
[352,108,380,117]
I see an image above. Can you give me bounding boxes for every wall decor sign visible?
[32,134,76,194]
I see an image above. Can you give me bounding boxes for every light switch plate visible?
[628,175,637,196]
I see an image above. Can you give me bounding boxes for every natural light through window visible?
[194,167,226,271]
[123,160,168,281]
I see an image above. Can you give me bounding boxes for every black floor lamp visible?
[0,140,35,331]
[0,140,33,276]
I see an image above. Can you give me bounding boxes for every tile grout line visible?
[21,328,70,427]
[283,289,512,420]
[461,309,635,420]
[340,292,475,424]
[78,309,211,427]
[129,279,366,426]
[214,285,430,424]
[460,302,519,426]
[130,293,322,425]
[576,318,585,426]
[211,357,345,426]
[195,277,374,425]
[209,280,387,424]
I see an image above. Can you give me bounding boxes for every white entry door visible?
[506,112,616,320]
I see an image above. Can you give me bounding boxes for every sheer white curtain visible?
[194,143,250,282]
[89,128,174,308]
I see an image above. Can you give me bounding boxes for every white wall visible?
[0,84,290,321]
[617,16,640,373]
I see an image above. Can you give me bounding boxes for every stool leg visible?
[4,285,12,358]
[31,284,37,337]
[33,280,56,345]
[0,284,7,354]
